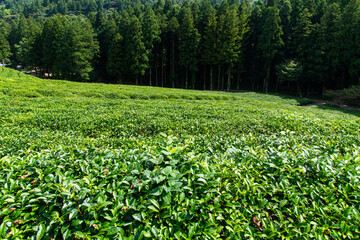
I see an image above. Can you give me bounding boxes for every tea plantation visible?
[1,67,360,239]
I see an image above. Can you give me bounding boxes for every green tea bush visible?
[0,68,359,239]
[1,135,359,239]
[7,89,42,98]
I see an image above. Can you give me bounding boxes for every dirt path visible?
[224,90,359,111]
[301,98,360,111]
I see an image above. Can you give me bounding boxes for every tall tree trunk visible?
[161,59,164,87]
[266,62,270,93]
[136,76,138,85]
[227,64,231,92]
[264,60,271,93]
[210,65,213,91]
[149,67,152,86]
[218,64,221,90]
[156,66,158,86]
[203,65,206,90]
[237,72,240,90]
[263,63,267,92]
[263,77,266,92]
[221,75,224,91]
[185,67,188,89]
[171,39,175,88]
[297,81,302,98]
[164,63,167,87]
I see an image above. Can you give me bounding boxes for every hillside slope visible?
[0,68,359,239]
[0,67,308,103]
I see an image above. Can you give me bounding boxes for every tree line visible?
[0,0,360,97]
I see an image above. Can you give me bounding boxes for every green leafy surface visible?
[0,68,359,239]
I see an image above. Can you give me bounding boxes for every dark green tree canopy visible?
[0,0,359,96]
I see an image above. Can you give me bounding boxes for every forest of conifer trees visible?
[0,0,359,98]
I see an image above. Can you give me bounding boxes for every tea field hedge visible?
[0,68,360,239]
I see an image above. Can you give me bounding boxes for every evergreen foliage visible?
[258,6,283,93]
[178,6,199,88]
[0,0,359,96]
[0,31,11,64]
